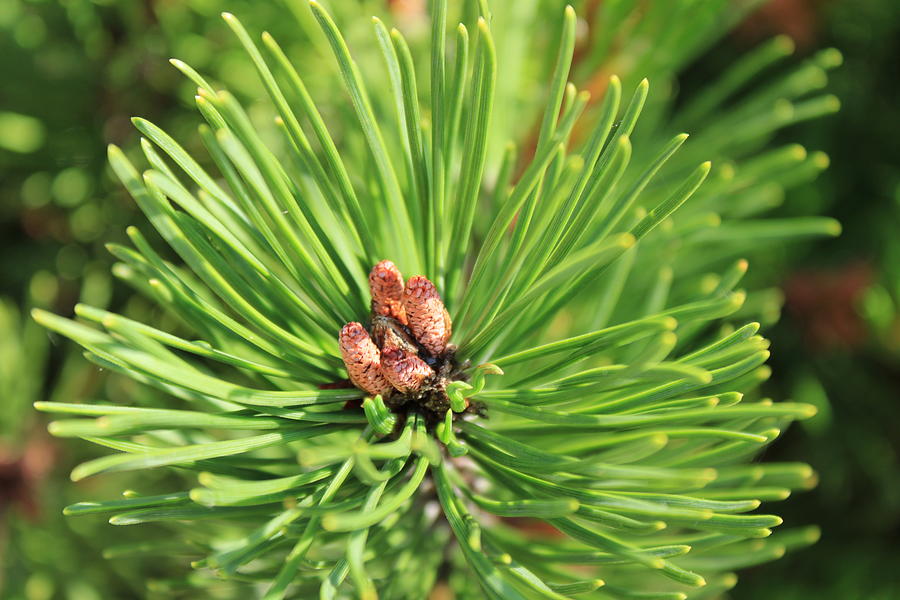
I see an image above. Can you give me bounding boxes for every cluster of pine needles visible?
[31,1,841,598]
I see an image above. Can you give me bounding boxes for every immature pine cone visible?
[369,260,407,324]
[402,275,452,356]
[380,345,434,393]
[338,322,392,396]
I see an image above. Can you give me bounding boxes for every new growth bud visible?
[380,345,434,393]
[402,275,452,356]
[338,322,392,396]
[369,260,407,325]
[339,266,453,400]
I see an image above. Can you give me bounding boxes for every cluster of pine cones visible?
[339,261,452,397]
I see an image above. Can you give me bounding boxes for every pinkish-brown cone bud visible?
[339,322,392,397]
[369,260,407,324]
[402,275,452,356]
[380,345,434,393]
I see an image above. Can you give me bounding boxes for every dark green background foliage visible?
[677,0,900,597]
[0,0,896,598]
[729,0,900,597]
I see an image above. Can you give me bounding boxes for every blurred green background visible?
[725,0,900,597]
[1,0,897,598]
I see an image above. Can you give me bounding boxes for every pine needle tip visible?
[651,433,669,447]
[619,233,637,248]
[789,144,807,160]
[805,525,822,543]
[30,307,52,326]
[818,47,843,68]
[774,34,795,55]
[812,151,831,170]
[320,514,338,531]
[188,489,205,503]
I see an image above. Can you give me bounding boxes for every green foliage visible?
[723,2,900,596]
[0,271,171,599]
[27,1,842,598]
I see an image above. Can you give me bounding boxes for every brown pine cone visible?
[402,275,452,356]
[380,345,434,393]
[338,322,392,397]
[369,260,407,324]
